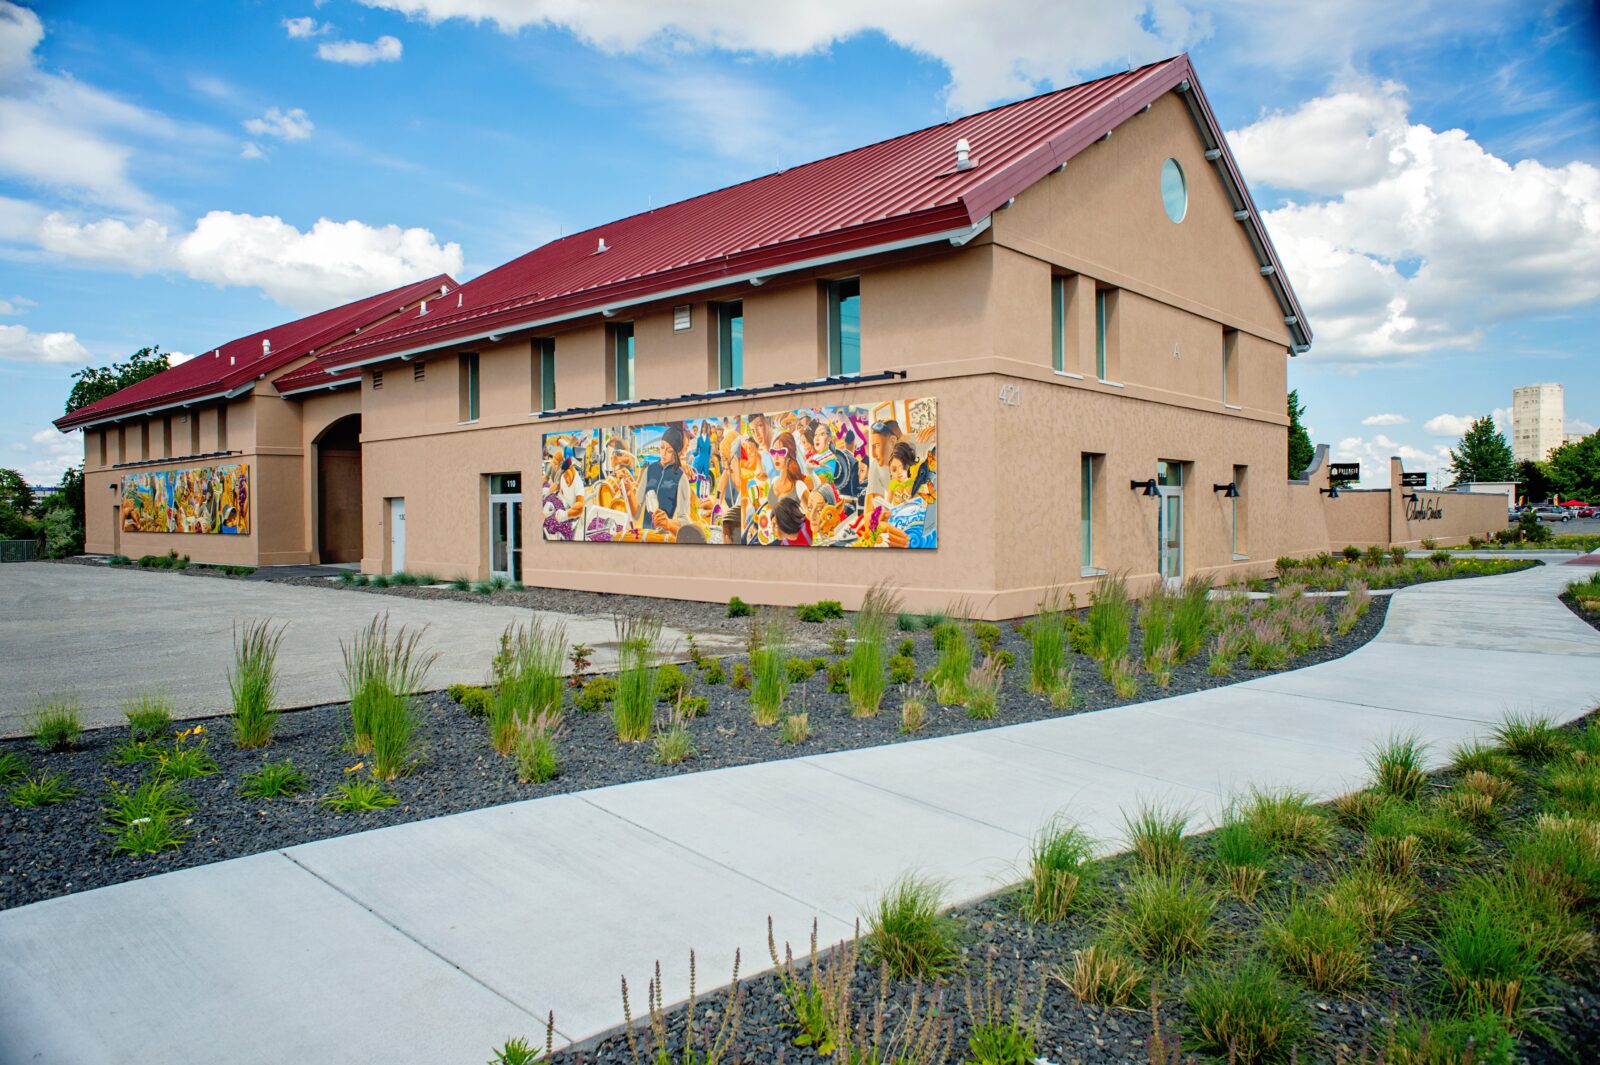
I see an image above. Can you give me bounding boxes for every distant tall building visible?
[1512,383,1564,463]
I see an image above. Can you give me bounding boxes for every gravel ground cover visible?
[1562,571,1600,634]
[523,710,1600,1065]
[1,594,1387,910]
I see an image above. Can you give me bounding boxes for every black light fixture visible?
[1130,477,1159,497]
[1401,492,1419,502]
[1321,486,1340,499]
[1213,482,1240,498]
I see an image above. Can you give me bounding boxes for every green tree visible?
[1447,416,1516,484]
[1545,431,1600,502]
[64,345,169,416]
[1515,459,1553,506]
[0,468,31,517]
[1287,389,1314,479]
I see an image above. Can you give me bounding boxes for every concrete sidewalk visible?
[2,562,1597,1063]
[0,562,738,734]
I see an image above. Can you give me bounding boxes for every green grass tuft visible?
[864,874,960,979]
[26,697,82,752]
[240,758,309,798]
[228,619,285,748]
[320,779,399,812]
[1184,959,1309,1065]
[8,771,79,807]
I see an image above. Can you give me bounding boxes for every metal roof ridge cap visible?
[315,216,986,374]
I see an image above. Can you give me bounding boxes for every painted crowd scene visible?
[120,463,251,536]
[541,397,937,548]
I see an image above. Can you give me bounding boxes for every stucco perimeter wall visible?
[1324,490,1391,550]
[358,367,1352,619]
[1319,478,1508,551]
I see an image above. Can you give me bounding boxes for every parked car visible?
[1533,506,1573,522]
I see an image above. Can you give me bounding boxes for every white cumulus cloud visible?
[38,210,463,310]
[243,106,314,141]
[0,322,90,364]
[1423,413,1479,438]
[283,16,329,39]
[317,35,403,65]
[1361,413,1407,426]
[1229,82,1600,365]
[1333,433,1452,488]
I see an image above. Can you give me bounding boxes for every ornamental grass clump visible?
[321,778,399,812]
[1111,870,1217,965]
[1365,799,1424,878]
[8,771,78,807]
[1494,712,1569,763]
[1244,615,1290,670]
[1431,893,1541,1028]
[1170,576,1214,660]
[1210,807,1273,901]
[490,619,566,754]
[1244,788,1331,856]
[651,721,695,765]
[123,694,172,740]
[1262,896,1370,992]
[1027,589,1070,695]
[613,614,662,742]
[864,874,960,980]
[228,619,285,749]
[1124,802,1189,874]
[1184,960,1308,1065]
[103,777,194,855]
[748,616,789,727]
[779,712,810,745]
[929,621,972,704]
[1062,944,1148,1007]
[26,697,82,752]
[1139,586,1175,673]
[963,655,1004,720]
[1370,734,1430,801]
[1451,740,1521,781]
[515,723,561,784]
[1509,814,1600,910]
[341,615,437,776]
[847,581,899,717]
[1322,865,1415,938]
[240,758,309,798]
[1025,816,1097,921]
[963,956,1042,1065]
[899,683,929,734]
[1085,576,1133,672]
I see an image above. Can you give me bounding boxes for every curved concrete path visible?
[2,561,1597,1063]
[0,562,737,736]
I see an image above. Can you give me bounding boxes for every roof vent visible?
[596,237,610,254]
[230,355,236,366]
[439,283,449,296]
[420,299,428,315]
[457,292,463,307]
[262,339,270,357]
[954,138,974,171]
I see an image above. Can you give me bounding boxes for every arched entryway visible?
[315,414,363,564]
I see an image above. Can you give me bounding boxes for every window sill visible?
[1097,378,1125,389]
[1054,369,1084,380]
[457,418,479,426]
[1224,403,1244,411]
[1080,567,1107,578]
[1233,554,1250,562]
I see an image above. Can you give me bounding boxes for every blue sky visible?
[2,0,1597,487]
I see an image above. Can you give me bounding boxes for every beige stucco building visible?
[1512,383,1565,464]
[58,56,1507,617]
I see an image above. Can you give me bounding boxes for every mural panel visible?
[121,463,251,535]
[542,397,936,548]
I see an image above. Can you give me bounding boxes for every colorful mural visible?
[121,463,251,535]
[541,397,937,548]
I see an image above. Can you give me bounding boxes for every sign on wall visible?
[541,397,937,548]
[1328,463,1360,486]
[1400,472,1428,488]
[121,463,251,535]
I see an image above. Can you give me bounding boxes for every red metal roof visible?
[56,274,457,429]
[299,53,1308,379]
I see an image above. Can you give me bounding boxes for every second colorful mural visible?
[121,463,251,535]
[541,397,936,548]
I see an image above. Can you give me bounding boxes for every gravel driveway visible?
[0,562,738,736]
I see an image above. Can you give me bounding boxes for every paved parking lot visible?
[0,563,736,736]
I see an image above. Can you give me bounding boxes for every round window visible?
[1160,158,1187,223]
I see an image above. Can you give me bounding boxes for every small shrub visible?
[1124,802,1189,874]
[515,729,561,783]
[1494,713,1568,763]
[896,637,915,657]
[651,724,695,765]
[459,688,492,717]
[1369,734,1430,801]
[1262,896,1369,992]
[240,758,309,798]
[573,676,617,713]
[726,596,753,618]
[864,874,960,979]
[123,694,172,739]
[702,659,726,686]
[826,658,850,694]
[26,697,82,752]
[795,599,844,622]
[779,712,810,745]
[888,654,916,684]
[783,657,816,684]
[1184,960,1309,1065]
[655,663,689,703]
[229,619,286,748]
[1061,944,1147,1007]
[1111,871,1216,964]
[1025,816,1096,921]
[730,662,751,690]
[678,695,708,718]
[8,771,79,807]
[321,779,399,811]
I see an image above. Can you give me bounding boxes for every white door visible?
[489,494,522,582]
[388,497,406,573]
[1156,461,1183,588]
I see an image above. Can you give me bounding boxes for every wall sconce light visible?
[1321,486,1340,499]
[1130,478,1159,497]
[1213,482,1240,498]
[1401,492,1419,502]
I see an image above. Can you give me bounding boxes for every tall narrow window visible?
[1051,275,1066,372]
[188,413,200,455]
[139,421,150,460]
[160,417,172,458]
[717,301,744,389]
[1094,289,1109,380]
[1222,328,1239,405]
[827,278,861,375]
[1080,453,1098,573]
[459,353,480,421]
[1232,464,1249,559]
[531,339,556,412]
[612,324,635,402]
[216,406,228,452]
[97,430,107,467]
[115,425,126,463]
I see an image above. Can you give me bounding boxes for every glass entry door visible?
[1156,461,1184,586]
[489,474,522,583]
